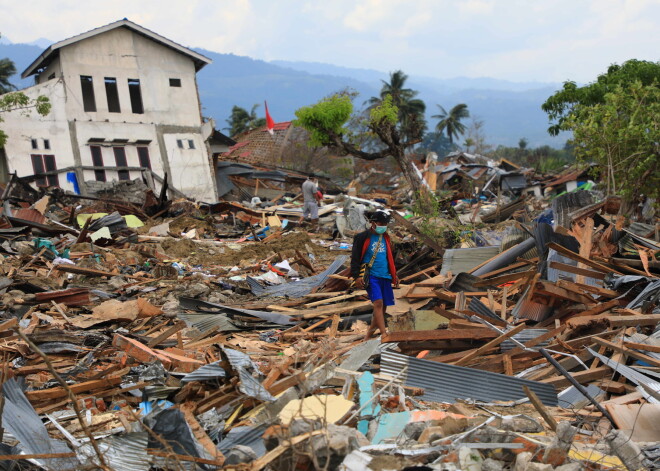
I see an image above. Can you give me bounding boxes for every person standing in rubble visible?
[299,176,321,231]
[351,210,398,340]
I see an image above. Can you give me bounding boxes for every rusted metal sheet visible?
[34,288,91,307]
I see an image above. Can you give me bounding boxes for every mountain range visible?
[1,38,568,148]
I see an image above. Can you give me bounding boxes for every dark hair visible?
[368,210,390,224]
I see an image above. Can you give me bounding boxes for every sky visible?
[1,0,658,83]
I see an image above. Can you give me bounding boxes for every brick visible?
[112,334,172,368]
[156,349,204,373]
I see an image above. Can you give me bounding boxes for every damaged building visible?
[0,19,218,201]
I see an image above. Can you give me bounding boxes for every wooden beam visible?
[623,341,660,354]
[541,366,612,388]
[523,385,558,431]
[454,323,527,366]
[546,242,622,275]
[592,337,660,368]
[146,321,186,348]
[548,261,606,280]
[383,328,498,343]
[608,315,660,327]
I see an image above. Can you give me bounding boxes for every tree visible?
[0,92,52,147]
[295,93,427,197]
[225,104,266,137]
[433,103,470,144]
[564,81,659,200]
[463,138,475,153]
[518,138,528,150]
[368,70,426,142]
[0,58,17,95]
[542,59,660,135]
[418,132,453,158]
[463,117,491,155]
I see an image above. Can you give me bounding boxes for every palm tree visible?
[225,104,266,137]
[433,103,470,144]
[368,70,426,141]
[0,58,17,94]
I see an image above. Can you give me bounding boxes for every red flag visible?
[264,100,275,135]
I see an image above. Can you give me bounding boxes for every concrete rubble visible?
[0,160,657,471]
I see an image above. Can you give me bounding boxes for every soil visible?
[158,231,334,266]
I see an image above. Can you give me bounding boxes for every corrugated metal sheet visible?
[440,247,500,276]
[1,378,79,470]
[587,348,660,404]
[557,384,605,408]
[181,361,226,383]
[12,208,46,224]
[551,190,593,229]
[247,255,347,298]
[223,348,274,402]
[177,313,239,333]
[501,329,550,351]
[218,425,267,457]
[381,351,558,406]
[500,174,528,191]
[512,296,553,321]
[472,237,536,277]
[546,249,601,287]
[179,297,294,325]
[79,432,151,471]
[468,298,503,322]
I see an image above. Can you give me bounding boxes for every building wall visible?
[57,27,202,127]
[2,26,217,200]
[0,79,75,187]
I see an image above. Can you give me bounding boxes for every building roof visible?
[22,18,212,78]
[221,122,294,166]
[209,129,236,147]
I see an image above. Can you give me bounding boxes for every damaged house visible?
[0,19,218,201]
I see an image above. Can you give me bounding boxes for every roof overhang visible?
[22,19,212,78]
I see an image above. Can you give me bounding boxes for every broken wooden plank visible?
[523,385,558,431]
[592,337,660,368]
[548,261,606,280]
[541,366,612,388]
[146,320,187,348]
[453,323,527,366]
[546,242,622,275]
[383,328,499,343]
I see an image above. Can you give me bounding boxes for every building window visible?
[43,139,50,150]
[113,147,130,181]
[188,139,195,149]
[31,139,38,150]
[169,78,181,87]
[80,75,97,112]
[90,146,106,182]
[137,147,152,170]
[104,77,121,113]
[127,79,144,114]
[31,154,59,187]
[177,139,184,149]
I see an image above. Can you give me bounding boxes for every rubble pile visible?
[0,161,658,471]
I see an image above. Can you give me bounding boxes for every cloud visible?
[0,0,657,83]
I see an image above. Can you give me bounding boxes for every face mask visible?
[374,225,387,234]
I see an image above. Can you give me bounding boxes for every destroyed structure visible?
[0,19,218,201]
[0,146,656,470]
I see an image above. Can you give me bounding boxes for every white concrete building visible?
[0,19,218,201]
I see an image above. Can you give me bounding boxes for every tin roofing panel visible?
[381,351,558,406]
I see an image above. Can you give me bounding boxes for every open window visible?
[31,154,59,187]
[113,147,130,180]
[169,78,181,87]
[137,147,152,170]
[104,77,121,113]
[80,76,97,112]
[90,146,106,182]
[127,79,144,114]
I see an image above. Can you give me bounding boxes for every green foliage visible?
[293,93,353,147]
[369,94,398,126]
[433,103,470,144]
[225,104,267,137]
[565,81,660,199]
[0,57,17,94]
[368,70,426,141]
[0,92,52,147]
[490,140,574,172]
[542,59,660,135]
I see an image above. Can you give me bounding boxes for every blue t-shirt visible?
[362,234,391,279]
